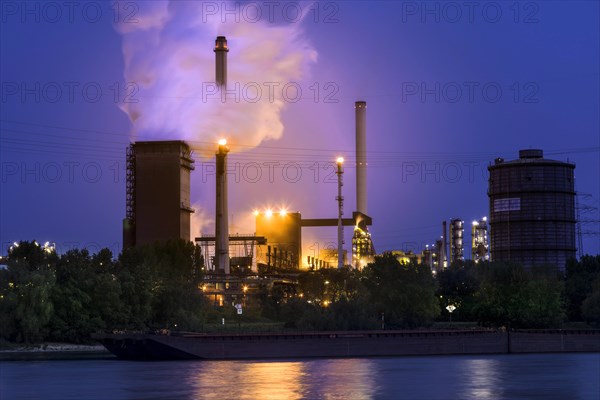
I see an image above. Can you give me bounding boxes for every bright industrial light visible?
[265,209,273,218]
[253,210,259,216]
[336,156,344,164]
[243,285,248,293]
[472,220,478,226]
[279,209,287,216]
[218,138,227,146]
[482,216,487,221]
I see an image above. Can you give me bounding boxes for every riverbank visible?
[0,342,113,361]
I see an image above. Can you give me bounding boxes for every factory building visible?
[122,141,195,248]
[488,149,576,270]
[255,211,302,270]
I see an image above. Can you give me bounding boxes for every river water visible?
[1,353,599,399]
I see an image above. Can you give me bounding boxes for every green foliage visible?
[473,263,565,328]
[118,240,205,331]
[0,241,56,342]
[362,254,440,328]
[565,255,600,321]
[436,261,480,321]
[1,240,597,344]
[0,240,205,343]
[581,276,600,327]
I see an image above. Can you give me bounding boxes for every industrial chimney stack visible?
[355,101,367,215]
[214,36,228,87]
[215,140,230,274]
[442,220,448,268]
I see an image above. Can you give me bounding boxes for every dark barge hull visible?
[93,330,600,360]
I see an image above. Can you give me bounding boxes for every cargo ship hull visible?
[93,330,600,361]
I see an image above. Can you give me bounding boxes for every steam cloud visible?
[115,1,318,152]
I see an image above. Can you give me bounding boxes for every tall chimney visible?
[442,220,448,268]
[355,101,367,214]
[214,36,228,87]
[336,157,345,269]
[215,139,230,274]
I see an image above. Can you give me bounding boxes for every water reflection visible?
[191,360,305,399]
[305,359,376,399]
[1,354,598,399]
[189,358,375,399]
[460,358,503,399]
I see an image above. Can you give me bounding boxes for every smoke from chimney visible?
[115,1,317,149]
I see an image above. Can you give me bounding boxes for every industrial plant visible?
[122,140,195,249]
[488,149,577,270]
[121,36,579,307]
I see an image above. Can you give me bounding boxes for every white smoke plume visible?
[189,203,214,239]
[115,1,318,153]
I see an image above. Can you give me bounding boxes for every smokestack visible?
[214,36,228,87]
[336,157,345,269]
[215,139,230,274]
[355,101,367,214]
[442,220,447,268]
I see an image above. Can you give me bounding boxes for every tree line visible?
[1,241,599,343]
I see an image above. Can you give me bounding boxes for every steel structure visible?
[196,234,266,273]
[471,217,489,262]
[449,218,464,263]
[123,144,136,249]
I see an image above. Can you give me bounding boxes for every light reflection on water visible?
[190,358,376,400]
[461,358,503,399]
[1,353,599,399]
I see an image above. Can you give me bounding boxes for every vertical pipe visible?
[336,158,344,269]
[355,101,367,215]
[216,140,230,274]
[214,36,228,87]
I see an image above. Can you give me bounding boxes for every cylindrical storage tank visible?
[488,149,576,271]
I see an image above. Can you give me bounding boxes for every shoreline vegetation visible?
[1,241,599,350]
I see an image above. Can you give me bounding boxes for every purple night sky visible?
[1,1,599,258]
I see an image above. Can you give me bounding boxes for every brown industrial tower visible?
[123,141,195,248]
